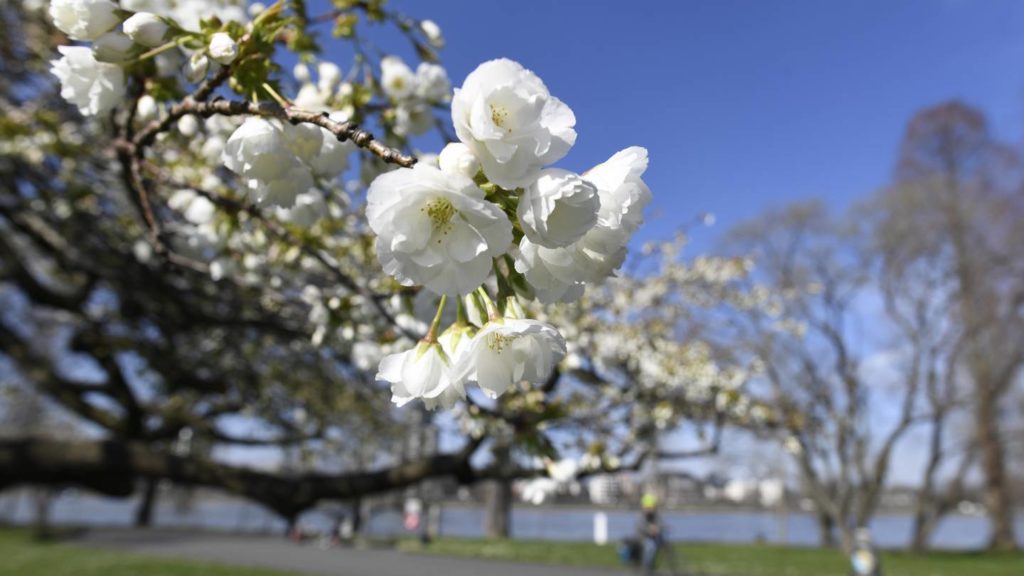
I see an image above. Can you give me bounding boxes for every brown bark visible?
[816,511,836,548]
[484,478,513,539]
[975,386,1017,550]
[483,442,513,539]
[0,437,480,521]
[134,477,159,527]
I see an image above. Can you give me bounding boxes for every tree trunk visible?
[134,477,158,527]
[31,489,52,540]
[909,508,940,552]
[484,478,512,539]
[350,498,362,535]
[975,389,1017,550]
[816,511,836,548]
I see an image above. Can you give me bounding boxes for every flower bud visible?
[185,52,209,83]
[438,143,479,179]
[123,12,169,48]
[208,32,238,65]
[293,62,311,83]
[92,31,133,63]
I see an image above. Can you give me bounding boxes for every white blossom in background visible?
[276,192,326,227]
[208,32,238,65]
[50,46,125,116]
[176,114,198,137]
[308,113,356,180]
[317,62,342,93]
[393,101,433,136]
[420,19,444,48]
[122,12,169,47]
[92,31,134,63]
[415,62,451,102]
[222,118,315,207]
[49,0,121,41]
[367,163,512,296]
[378,342,453,407]
[135,94,158,121]
[293,62,311,83]
[168,188,215,227]
[518,168,600,248]
[222,115,353,209]
[453,318,566,399]
[451,58,576,189]
[381,56,416,100]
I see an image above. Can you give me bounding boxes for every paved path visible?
[73,528,631,576]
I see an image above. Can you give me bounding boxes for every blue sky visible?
[361,0,1024,482]
[338,0,1024,252]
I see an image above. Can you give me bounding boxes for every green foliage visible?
[399,538,1024,576]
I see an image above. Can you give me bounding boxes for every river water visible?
[1,491,1019,550]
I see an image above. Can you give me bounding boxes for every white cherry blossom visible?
[378,342,452,407]
[423,327,472,410]
[222,118,316,207]
[367,163,512,296]
[49,0,121,41]
[454,318,566,399]
[582,146,652,254]
[518,168,600,248]
[452,58,576,189]
[50,46,126,116]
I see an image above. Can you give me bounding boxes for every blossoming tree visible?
[1,0,770,528]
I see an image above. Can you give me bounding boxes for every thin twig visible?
[133,99,417,168]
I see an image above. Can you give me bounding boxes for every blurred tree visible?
[723,201,924,551]
[881,101,1024,551]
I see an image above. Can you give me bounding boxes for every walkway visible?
[74,528,629,576]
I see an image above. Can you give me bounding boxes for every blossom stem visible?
[135,37,187,62]
[261,83,290,108]
[476,286,500,322]
[424,294,448,342]
[455,296,469,327]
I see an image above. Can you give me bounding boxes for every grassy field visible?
[399,538,1024,576]
[0,529,296,576]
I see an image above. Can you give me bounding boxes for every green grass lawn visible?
[399,538,1024,576]
[0,529,296,576]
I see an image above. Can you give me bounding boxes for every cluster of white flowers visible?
[48,0,246,116]
[221,116,354,208]
[379,55,451,136]
[370,59,652,409]
[43,1,655,412]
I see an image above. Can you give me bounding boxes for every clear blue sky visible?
[333,0,1024,251]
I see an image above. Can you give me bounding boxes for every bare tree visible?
[884,101,1024,550]
[724,201,925,550]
